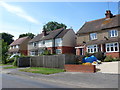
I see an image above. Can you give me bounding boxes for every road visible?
[0,65,119,88]
[1,73,81,88]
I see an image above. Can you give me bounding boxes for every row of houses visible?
[9,10,120,58]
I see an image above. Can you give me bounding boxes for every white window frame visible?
[56,49,62,54]
[90,33,97,40]
[55,38,62,47]
[109,30,118,37]
[16,45,19,48]
[30,51,35,56]
[106,42,119,52]
[33,42,37,47]
[87,45,98,53]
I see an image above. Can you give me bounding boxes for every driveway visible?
[96,61,119,74]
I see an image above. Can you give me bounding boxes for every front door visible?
[80,48,84,55]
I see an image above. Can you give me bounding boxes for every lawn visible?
[3,66,18,69]
[0,63,12,66]
[19,67,65,75]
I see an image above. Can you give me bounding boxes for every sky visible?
[0,1,119,40]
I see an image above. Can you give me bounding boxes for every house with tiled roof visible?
[28,28,76,56]
[76,10,120,58]
[9,36,31,55]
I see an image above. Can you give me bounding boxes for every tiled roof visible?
[10,36,29,46]
[77,14,120,34]
[29,28,71,43]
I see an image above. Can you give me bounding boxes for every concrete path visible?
[96,61,120,74]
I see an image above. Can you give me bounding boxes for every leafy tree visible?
[0,39,9,64]
[1,33,14,45]
[19,33,35,39]
[43,21,67,32]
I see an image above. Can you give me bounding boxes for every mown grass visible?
[0,63,13,66]
[3,66,18,69]
[19,67,65,75]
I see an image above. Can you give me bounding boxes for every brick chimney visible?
[42,29,47,36]
[105,10,113,18]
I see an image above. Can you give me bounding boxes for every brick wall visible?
[20,50,28,55]
[106,52,120,58]
[65,64,96,73]
[47,46,75,54]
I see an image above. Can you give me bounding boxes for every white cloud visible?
[0,1,41,25]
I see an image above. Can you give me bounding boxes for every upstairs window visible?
[109,30,118,37]
[90,33,97,40]
[33,42,37,47]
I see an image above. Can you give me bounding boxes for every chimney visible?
[105,10,113,18]
[42,29,47,36]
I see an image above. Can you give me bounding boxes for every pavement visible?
[96,61,120,74]
[1,65,119,88]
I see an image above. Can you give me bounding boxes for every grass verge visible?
[0,63,12,66]
[19,67,65,75]
[3,66,18,69]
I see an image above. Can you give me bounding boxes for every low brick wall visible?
[65,64,96,73]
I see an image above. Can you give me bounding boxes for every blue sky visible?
[0,2,118,39]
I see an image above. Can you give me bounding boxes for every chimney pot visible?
[105,10,113,18]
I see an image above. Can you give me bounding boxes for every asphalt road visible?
[1,73,81,88]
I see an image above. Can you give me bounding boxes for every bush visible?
[112,57,120,61]
[42,50,51,55]
[12,55,20,66]
[12,57,17,66]
[75,55,85,64]
[104,56,113,62]
[94,52,106,61]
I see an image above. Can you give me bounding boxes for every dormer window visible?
[90,33,97,40]
[109,30,118,37]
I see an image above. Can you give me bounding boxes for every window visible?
[56,49,62,54]
[87,45,98,53]
[109,30,118,37]
[33,42,37,47]
[106,42,119,52]
[55,38,62,47]
[90,33,97,40]
[30,51,35,56]
[16,45,19,48]
[45,40,52,47]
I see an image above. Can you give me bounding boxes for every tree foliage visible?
[1,33,14,45]
[43,21,67,32]
[19,33,35,39]
[0,39,9,64]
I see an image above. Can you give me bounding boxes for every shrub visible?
[104,56,113,62]
[12,55,20,66]
[75,55,85,64]
[113,57,120,61]
[42,50,51,55]
[85,52,92,57]
[94,52,106,61]
[12,57,17,66]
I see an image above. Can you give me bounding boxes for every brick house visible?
[28,28,76,56]
[9,36,31,55]
[75,10,120,58]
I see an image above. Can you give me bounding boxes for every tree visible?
[19,33,35,39]
[0,39,9,64]
[43,21,67,32]
[1,33,14,45]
